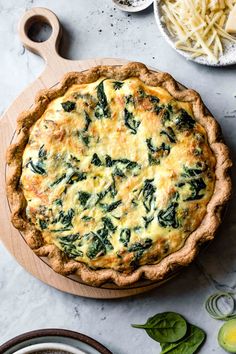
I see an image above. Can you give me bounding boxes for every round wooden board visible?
[0,7,179,299]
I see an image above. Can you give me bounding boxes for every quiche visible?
[6,63,232,286]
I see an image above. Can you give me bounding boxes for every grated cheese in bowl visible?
[160,0,236,63]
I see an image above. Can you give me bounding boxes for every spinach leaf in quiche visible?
[77,131,90,146]
[160,127,176,143]
[161,105,173,124]
[124,108,140,135]
[143,215,154,229]
[91,153,102,166]
[59,208,75,228]
[97,180,117,203]
[128,238,152,253]
[61,101,76,112]
[148,153,160,166]
[67,171,87,184]
[39,219,48,230]
[83,110,92,132]
[59,234,83,258]
[182,165,204,178]
[119,228,131,247]
[26,159,46,175]
[113,81,124,90]
[78,191,91,207]
[128,238,153,266]
[81,215,93,222]
[86,217,115,259]
[132,312,187,343]
[185,178,206,201]
[97,228,114,251]
[95,80,110,118]
[102,216,117,232]
[158,202,179,229]
[175,109,195,131]
[38,144,47,159]
[86,232,107,259]
[146,139,170,155]
[179,165,206,201]
[141,179,156,213]
[100,200,122,212]
[51,173,67,187]
[113,167,126,178]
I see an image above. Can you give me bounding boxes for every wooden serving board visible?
[0,7,179,298]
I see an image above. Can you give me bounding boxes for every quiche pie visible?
[6,63,232,286]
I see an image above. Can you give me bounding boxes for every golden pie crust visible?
[6,62,232,286]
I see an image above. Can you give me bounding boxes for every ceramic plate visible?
[0,329,112,354]
[112,0,153,12]
[154,0,236,66]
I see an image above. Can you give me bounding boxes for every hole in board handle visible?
[25,15,52,43]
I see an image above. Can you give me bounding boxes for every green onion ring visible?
[205,292,236,321]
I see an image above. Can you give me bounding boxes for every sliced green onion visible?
[205,292,236,321]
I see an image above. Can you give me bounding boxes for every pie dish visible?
[6,62,232,287]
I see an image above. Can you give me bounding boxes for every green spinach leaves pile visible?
[132,312,206,354]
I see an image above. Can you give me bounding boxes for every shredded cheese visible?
[160,0,236,62]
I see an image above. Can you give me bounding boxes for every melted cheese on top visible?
[21,77,215,272]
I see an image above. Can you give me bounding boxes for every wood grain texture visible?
[0,7,176,298]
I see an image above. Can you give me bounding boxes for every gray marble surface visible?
[0,1,236,353]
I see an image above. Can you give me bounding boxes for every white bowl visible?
[112,0,153,13]
[13,342,87,354]
[154,0,236,66]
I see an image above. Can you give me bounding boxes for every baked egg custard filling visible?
[21,77,215,272]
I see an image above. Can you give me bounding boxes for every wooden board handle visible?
[18,7,62,63]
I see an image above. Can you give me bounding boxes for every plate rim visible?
[0,328,112,354]
[153,0,236,67]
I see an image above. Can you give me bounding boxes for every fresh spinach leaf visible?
[61,101,76,112]
[132,312,187,343]
[160,324,206,354]
[124,108,140,135]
